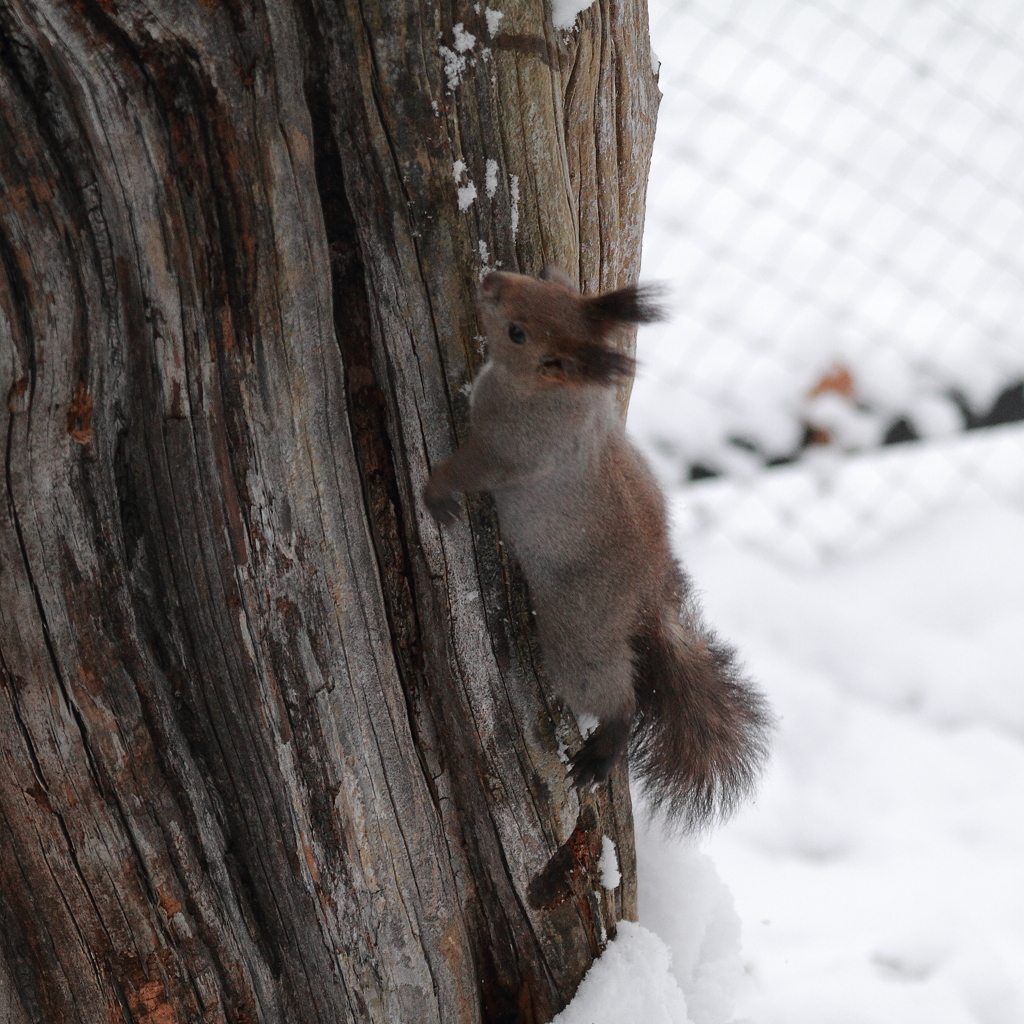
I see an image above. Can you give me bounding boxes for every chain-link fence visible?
[632,0,1024,562]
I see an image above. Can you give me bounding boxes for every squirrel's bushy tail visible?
[630,583,773,831]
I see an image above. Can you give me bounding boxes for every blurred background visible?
[626,2,1024,1022]
[632,0,1024,564]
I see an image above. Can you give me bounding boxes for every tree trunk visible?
[0,0,659,1021]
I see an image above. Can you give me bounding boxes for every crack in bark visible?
[304,55,442,808]
[4,418,108,810]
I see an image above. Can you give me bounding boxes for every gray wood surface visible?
[0,0,659,1020]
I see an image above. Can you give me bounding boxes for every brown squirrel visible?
[424,267,771,829]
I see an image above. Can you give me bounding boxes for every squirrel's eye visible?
[508,323,527,345]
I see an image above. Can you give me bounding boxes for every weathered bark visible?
[0,0,659,1021]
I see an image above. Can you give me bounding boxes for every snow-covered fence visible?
[633,0,1024,561]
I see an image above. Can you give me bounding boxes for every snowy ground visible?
[555,464,1024,1024]
[678,487,1024,1023]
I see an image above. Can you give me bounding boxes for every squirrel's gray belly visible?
[493,470,645,723]
[493,474,593,584]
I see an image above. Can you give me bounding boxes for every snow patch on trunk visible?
[485,159,499,198]
[550,0,596,30]
[485,7,504,35]
[598,836,621,890]
[509,173,520,239]
[452,160,477,211]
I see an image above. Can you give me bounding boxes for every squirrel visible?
[423,266,771,829]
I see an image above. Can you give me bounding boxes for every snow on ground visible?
[554,465,1024,1023]
[678,485,1024,1023]
[550,922,691,1024]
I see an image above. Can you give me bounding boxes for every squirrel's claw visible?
[567,718,630,789]
[423,486,462,527]
[568,749,612,790]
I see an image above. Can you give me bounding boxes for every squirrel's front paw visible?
[423,482,462,526]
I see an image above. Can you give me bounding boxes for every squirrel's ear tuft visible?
[539,265,579,292]
[479,271,509,301]
[573,342,636,385]
[584,283,666,333]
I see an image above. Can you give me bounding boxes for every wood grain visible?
[0,0,659,1020]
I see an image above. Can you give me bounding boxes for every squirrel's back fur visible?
[424,267,772,830]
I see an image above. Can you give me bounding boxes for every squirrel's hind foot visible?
[568,717,630,789]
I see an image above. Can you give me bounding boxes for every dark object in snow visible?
[686,378,1024,480]
[423,267,772,830]
[951,381,1024,431]
[689,462,721,480]
[884,417,919,445]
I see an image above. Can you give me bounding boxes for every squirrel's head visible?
[477,267,665,386]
